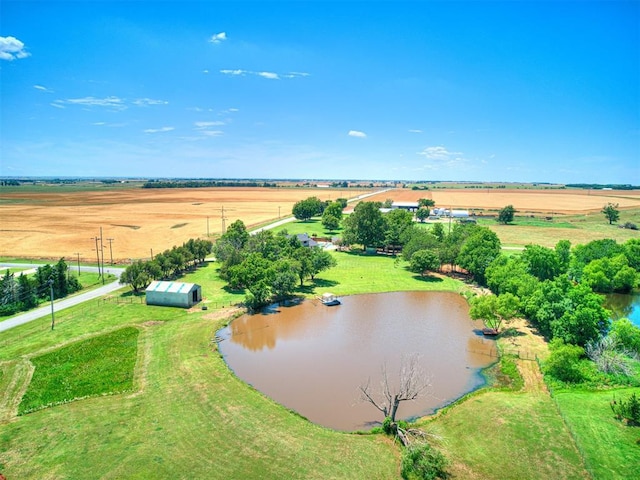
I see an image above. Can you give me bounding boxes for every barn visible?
[145,281,202,308]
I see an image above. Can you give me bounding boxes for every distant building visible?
[145,281,202,308]
[287,233,319,248]
[390,201,420,212]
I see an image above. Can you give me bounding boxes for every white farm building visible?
[145,281,202,308]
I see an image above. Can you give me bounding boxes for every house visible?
[291,233,319,248]
[145,281,202,308]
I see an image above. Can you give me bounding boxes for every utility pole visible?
[48,279,55,330]
[74,252,81,276]
[99,227,105,285]
[106,238,115,265]
[221,205,226,234]
[206,216,210,237]
[278,206,281,218]
[92,235,102,280]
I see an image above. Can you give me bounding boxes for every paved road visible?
[0,264,125,333]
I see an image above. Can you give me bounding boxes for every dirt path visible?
[500,318,550,393]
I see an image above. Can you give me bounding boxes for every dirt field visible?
[370,188,640,214]
[0,187,347,262]
[2,186,639,262]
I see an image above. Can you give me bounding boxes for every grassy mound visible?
[19,327,139,414]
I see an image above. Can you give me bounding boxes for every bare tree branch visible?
[359,353,432,423]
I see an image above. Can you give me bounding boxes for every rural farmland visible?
[1,185,639,260]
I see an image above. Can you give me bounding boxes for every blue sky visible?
[1,1,638,183]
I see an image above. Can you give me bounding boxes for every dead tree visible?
[359,353,432,424]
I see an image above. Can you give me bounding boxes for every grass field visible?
[2,251,635,479]
[552,388,640,480]
[19,327,139,414]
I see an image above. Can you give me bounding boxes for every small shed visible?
[145,281,202,308]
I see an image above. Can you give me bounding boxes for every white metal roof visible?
[146,281,198,294]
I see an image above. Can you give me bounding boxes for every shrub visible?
[544,340,586,383]
[401,442,449,480]
[611,392,640,426]
[586,335,635,376]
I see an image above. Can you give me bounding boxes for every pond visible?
[605,292,640,327]
[217,291,496,431]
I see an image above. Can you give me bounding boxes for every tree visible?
[402,227,439,262]
[582,254,637,293]
[121,260,152,293]
[417,198,435,208]
[456,227,501,285]
[292,196,323,221]
[321,213,340,231]
[521,244,561,281]
[342,201,386,250]
[308,248,337,281]
[602,202,620,225]
[384,209,414,254]
[469,293,520,332]
[497,205,516,225]
[431,223,445,242]
[359,354,431,423]
[415,208,430,223]
[409,250,440,277]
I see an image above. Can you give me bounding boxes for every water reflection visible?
[218,291,496,431]
[605,292,640,327]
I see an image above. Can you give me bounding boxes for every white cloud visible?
[144,126,175,133]
[195,121,225,128]
[34,85,53,93]
[220,69,246,76]
[132,98,168,106]
[227,108,239,112]
[0,36,30,61]
[202,130,224,137]
[348,130,367,138]
[418,146,462,160]
[59,96,127,110]
[52,96,167,110]
[408,129,422,133]
[203,69,209,74]
[221,69,308,80]
[209,32,227,44]
[258,71,279,80]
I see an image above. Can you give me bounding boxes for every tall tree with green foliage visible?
[497,205,516,224]
[342,201,385,250]
[292,196,324,221]
[417,198,435,208]
[409,250,441,277]
[521,244,561,281]
[457,227,501,285]
[602,202,620,225]
[469,292,520,332]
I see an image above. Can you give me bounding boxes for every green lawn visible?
[270,217,343,237]
[428,390,588,479]
[552,388,640,480]
[19,327,139,414]
[0,251,636,479]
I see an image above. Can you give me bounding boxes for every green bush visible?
[544,340,587,383]
[401,442,449,480]
[611,392,640,426]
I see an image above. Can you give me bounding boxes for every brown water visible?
[217,291,496,431]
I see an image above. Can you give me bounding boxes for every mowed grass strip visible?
[18,327,139,414]
[553,388,640,480]
[428,390,589,480]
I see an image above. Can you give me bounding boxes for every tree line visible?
[0,259,81,316]
[142,180,277,188]
[213,220,337,310]
[120,238,213,292]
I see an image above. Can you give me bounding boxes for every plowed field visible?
[0,187,346,261]
[2,186,639,261]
